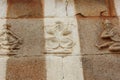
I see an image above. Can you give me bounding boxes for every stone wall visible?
[77,0,120,80]
[0,0,119,80]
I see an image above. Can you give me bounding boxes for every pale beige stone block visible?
[67,0,76,16]
[0,19,7,29]
[114,0,120,16]
[63,56,84,80]
[0,56,9,80]
[44,0,56,17]
[74,0,109,16]
[44,0,75,17]
[44,0,66,17]
[55,0,67,17]
[46,56,63,80]
[0,0,7,18]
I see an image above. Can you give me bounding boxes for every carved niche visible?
[0,24,23,54]
[96,19,120,52]
[45,21,75,54]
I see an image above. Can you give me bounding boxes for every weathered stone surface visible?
[6,19,45,55]
[0,0,7,18]
[6,56,46,80]
[77,18,119,54]
[74,0,109,16]
[7,0,44,18]
[82,54,120,80]
[63,56,84,80]
[44,18,80,55]
[44,0,75,17]
[46,56,63,80]
[44,0,56,17]
[53,0,66,17]
[66,0,76,16]
[0,56,9,80]
[114,0,120,16]
[6,56,64,80]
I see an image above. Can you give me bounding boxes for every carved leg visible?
[109,43,120,52]
[96,41,114,49]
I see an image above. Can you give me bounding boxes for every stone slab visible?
[0,0,7,18]
[63,56,84,80]
[77,18,119,54]
[44,0,75,17]
[82,54,120,80]
[6,19,45,55]
[7,0,44,18]
[0,56,9,80]
[6,56,46,80]
[114,0,120,16]
[74,0,109,16]
[46,56,63,80]
[66,0,76,16]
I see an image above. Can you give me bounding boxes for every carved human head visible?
[103,19,113,29]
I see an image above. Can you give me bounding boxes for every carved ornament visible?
[45,21,75,54]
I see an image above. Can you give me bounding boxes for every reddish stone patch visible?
[7,0,44,18]
[6,57,46,80]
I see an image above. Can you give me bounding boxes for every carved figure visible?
[96,20,120,52]
[45,21,75,53]
[0,24,23,52]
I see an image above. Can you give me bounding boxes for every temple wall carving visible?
[0,0,119,80]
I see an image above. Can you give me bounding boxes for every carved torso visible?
[96,20,120,52]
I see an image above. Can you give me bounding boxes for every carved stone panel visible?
[78,18,119,54]
[6,19,44,56]
[96,19,120,53]
[0,24,23,54]
[44,18,80,54]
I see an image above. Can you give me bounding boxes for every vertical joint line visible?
[62,57,64,80]
[65,0,68,16]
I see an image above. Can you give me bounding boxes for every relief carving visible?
[45,21,75,53]
[96,19,120,52]
[0,24,23,53]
